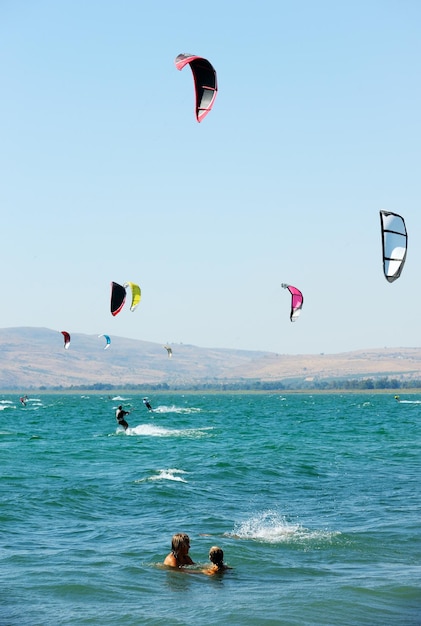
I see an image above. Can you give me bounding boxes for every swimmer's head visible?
[171,533,190,557]
[209,546,224,566]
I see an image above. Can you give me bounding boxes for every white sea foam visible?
[135,469,188,483]
[151,404,202,414]
[0,401,14,410]
[125,424,213,438]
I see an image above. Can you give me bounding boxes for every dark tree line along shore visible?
[14,375,421,392]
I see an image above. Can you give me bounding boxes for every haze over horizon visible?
[1,1,420,355]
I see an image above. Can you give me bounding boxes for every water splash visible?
[229,510,340,544]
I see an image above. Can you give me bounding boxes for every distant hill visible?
[0,327,421,390]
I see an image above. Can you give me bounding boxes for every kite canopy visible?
[111,281,141,315]
[110,282,127,316]
[99,334,111,349]
[175,53,218,122]
[379,210,408,282]
[61,331,71,349]
[124,282,141,312]
[281,284,304,322]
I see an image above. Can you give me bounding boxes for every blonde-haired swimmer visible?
[164,533,195,568]
[202,546,232,575]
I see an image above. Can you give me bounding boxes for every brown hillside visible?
[0,328,420,388]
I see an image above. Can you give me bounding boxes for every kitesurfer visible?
[163,533,195,568]
[115,405,130,430]
[394,395,400,402]
[143,397,153,412]
[20,395,28,406]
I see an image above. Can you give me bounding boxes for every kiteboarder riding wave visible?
[115,405,130,430]
[143,398,153,412]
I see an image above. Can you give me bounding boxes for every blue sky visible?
[1,0,420,354]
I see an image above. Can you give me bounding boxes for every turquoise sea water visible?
[1,392,420,625]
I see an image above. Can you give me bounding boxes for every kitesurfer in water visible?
[115,405,130,430]
[20,395,28,406]
[143,397,153,412]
